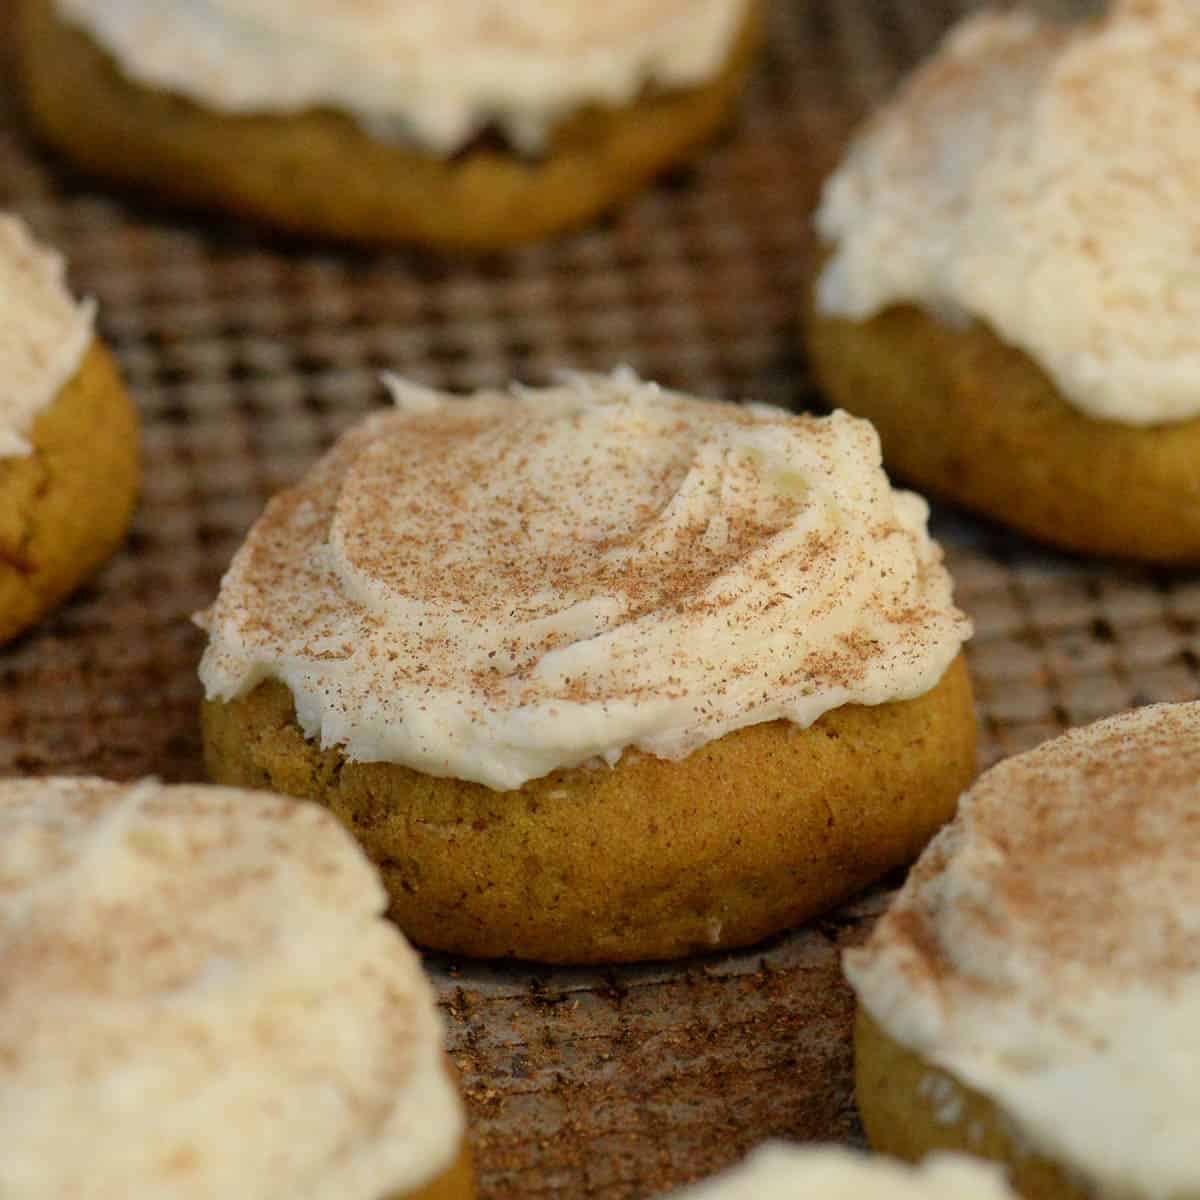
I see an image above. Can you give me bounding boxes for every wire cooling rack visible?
[1,1,1183,1196]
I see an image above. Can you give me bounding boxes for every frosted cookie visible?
[197,369,975,964]
[0,213,139,646]
[17,0,761,249]
[846,702,1200,1200]
[0,776,473,1200]
[671,1144,1016,1199]
[808,1,1200,563]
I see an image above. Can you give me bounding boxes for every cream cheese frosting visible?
[0,214,94,459]
[845,702,1200,1200]
[815,0,1200,427]
[675,1144,1016,1200]
[0,777,463,1200]
[53,0,751,155]
[197,369,971,792]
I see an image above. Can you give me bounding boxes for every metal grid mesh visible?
[0,0,1185,1196]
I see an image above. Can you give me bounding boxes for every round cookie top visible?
[0,213,94,458]
[54,0,751,154]
[674,1144,1016,1199]
[198,369,970,791]
[845,702,1200,1200]
[0,777,463,1199]
[816,0,1200,427]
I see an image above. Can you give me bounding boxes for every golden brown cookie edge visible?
[0,339,141,645]
[202,653,976,964]
[395,1139,475,1200]
[804,294,1200,564]
[855,1007,1101,1200]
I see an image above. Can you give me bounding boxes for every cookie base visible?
[17,0,762,249]
[202,654,975,964]
[855,1009,1093,1200]
[0,341,140,646]
[806,299,1200,564]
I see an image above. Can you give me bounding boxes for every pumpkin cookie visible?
[846,702,1200,1200]
[670,1144,1017,1199]
[0,214,139,646]
[197,370,975,963]
[17,0,761,249]
[808,3,1200,563]
[0,776,473,1200]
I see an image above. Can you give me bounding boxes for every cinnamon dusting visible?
[198,372,971,790]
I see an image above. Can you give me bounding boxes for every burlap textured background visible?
[1,1,1183,1196]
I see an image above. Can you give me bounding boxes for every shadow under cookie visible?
[202,653,976,965]
[0,340,140,646]
[805,301,1200,565]
[16,0,763,249]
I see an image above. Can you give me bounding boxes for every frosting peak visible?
[845,702,1200,1200]
[0,214,94,458]
[816,2,1200,426]
[0,777,463,1200]
[54,0,750,153]
[198,370,970,791]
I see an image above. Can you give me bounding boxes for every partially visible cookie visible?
[0,776,473,1200]
[0,214,139,645]
[197,370,975,963]
[846,702,1200,1200]
[805,299,1200,565]
[17,0,761,249]
[852,1013,1090,1200]
[808,3,1200,562]
[670,1143,1017,1199]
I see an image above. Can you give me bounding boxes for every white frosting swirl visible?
[675,1145,1016,1200]
[197,370,970,792]
[53,0,751,154]
[845,702,1200,1200]
[816,0,1200,426]
[0,214,94,459]
[0,777,463,1200]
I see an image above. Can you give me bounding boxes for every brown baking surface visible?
[0,1,1180,1196]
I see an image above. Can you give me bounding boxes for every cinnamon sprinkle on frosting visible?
[198,370,970,790]
[817,0,1200,426]
[846,701,1200,1200]
[0,777,463,1200]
